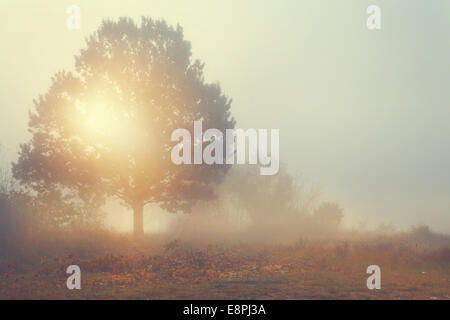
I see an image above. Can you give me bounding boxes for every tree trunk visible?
[133,202,144,238]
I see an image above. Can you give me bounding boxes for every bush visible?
[0,194,25,257]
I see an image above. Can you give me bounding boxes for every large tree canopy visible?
[13,17,235,236]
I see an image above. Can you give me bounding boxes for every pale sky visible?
[1,0,449,232]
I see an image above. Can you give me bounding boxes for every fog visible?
[1,0,450,232]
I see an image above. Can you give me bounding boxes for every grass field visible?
[1,239,449,299]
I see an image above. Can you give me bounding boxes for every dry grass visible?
[1,237,449,300]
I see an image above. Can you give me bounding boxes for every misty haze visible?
[0,1,449,300]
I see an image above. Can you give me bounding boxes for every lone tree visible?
[13,17,235,237]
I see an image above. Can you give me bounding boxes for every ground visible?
[1,240,449,299]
